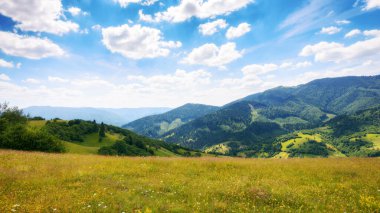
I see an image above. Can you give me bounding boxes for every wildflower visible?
[87,205,91,208]
[12,204,20,208]
[11,209,16,212]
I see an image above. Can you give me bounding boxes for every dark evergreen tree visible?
[99,122,106,140]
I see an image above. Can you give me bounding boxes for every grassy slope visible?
[0,150,379,212]
[28,120,183,156]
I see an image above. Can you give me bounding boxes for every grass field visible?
[0,150,379,212]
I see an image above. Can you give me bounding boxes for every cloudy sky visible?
[0,0,380,108]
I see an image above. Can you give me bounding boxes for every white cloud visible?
[295,61,313,68]
[345,29,361,38]
[48,76,69,83]
[114,0,158,7]
[335,20,351,25]
[68,7,81,16]
[138,10,154,22]
[91,25,102,31]
[141,0,252,23]
[363,0,380,10]
[0,74,10,81]
[320,26,341,35]
[242,64,278,76]
[67,7,88,16]
[226,23,251,39]
[300,31,380,63]
[241,61,312,76]
[128,69,212,92]
[198,19,228,36]
[363,29,380,37]
[181,42,242,68]
[0,31,65,59]
[102,24,181,59]
[279,0,335,38]
[23,78,41,84]
[0,58,14,68]
[0,0,79,35]
[142,0,158,6]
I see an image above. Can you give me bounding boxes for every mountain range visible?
[23,106,171,126]
[124,75,380,157]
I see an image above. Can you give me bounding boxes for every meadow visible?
[0,150,379,212]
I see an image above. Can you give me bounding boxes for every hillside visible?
[123,103,219,138]
[159,75,380,155]
[1,103,200,157]
[23,106,171,126]
[31,119,201,157]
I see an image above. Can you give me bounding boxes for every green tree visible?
[99,122,106,141]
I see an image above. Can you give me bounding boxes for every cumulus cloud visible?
[138,10,154,22]
[140,0,252,23]
[102,24,181,59]
[300,30,380,63]
[181,42,242,68]
[320,26,341,35]
[199,19,228,36]
[0,0,79,35]
[0,31,65,59]
[345,29,361,38]
[226,23,251,39]
[67,7,88,16]
[0,58,15,68]
[363,0,380,10]
[0,74,10,81]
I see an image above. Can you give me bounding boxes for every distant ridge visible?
[23,106,171,126]
[123,103,219,138]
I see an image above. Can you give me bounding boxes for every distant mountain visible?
[23,106,171,126]
[123,103,220,138]
[242,75,380,114]
[162,75,380,153]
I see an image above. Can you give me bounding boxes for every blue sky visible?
[0,0,380,108]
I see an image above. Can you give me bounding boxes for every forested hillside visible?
[0,103,200,157]
[131,75,380,157]
[124,103,219,138]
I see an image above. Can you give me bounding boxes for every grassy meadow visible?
[0,150,379,212]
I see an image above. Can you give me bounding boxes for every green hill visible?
[39,119,201,157]
[123,103,219,138]
[0,103,200,157]
[159,75,380,156]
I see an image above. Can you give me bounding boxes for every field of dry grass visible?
[0,150,379,212]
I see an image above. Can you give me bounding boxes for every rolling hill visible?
[123,103,219,138]
[23,106,171,126]
[28,119,201,157]
[131,75,380,156]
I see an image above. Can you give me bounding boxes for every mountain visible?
[23,106,171,126]
[123,103,219,138]
[242,75,380,114]
[161,75,380,155]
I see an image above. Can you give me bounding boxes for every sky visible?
[0,0,380,108]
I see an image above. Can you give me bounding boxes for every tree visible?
[99,122,106,141]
